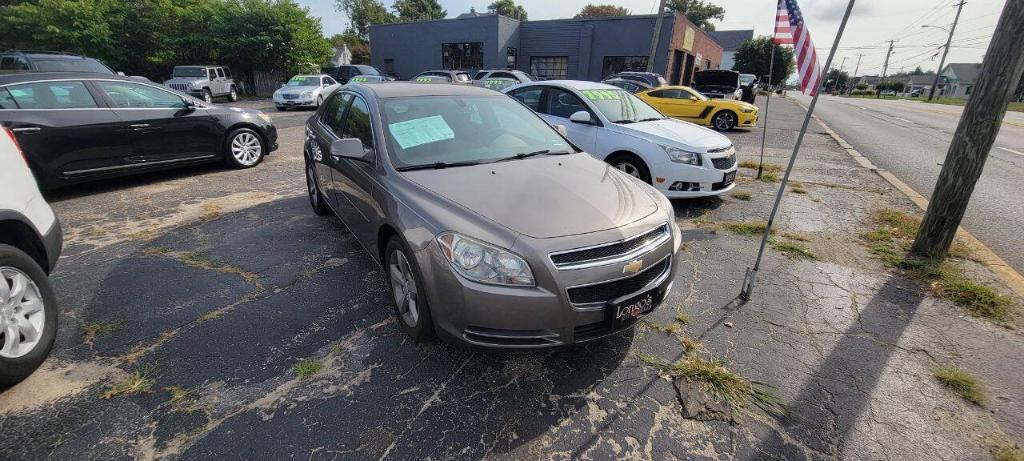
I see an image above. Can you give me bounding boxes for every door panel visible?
[313,92,353,213]
[94,80,221,163]
[540,88,598,153]
[329,95,383,247]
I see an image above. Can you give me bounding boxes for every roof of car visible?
[527,80,620,91]
[0,72,135,85]
[356,82,498,98]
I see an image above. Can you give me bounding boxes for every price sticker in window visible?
[388,115,455,149]
[581,90,621,101]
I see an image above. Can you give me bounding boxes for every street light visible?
[921,24,951,32]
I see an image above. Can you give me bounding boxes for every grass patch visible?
[293,359,322,379]
[103,365,156,399]
[730,191,751,201]
[675,313,691,325]
[677,336,702,355]
[769,239,818,261]
[738,161,782,174]
[199,204,222,221]
[642,320,681,334]
[934,366,985,405]
[940,279,1011,321]
[165,385,204,413]
[993,443,1024,461]
[81,321,125,345]
[760,170,780,183]
[722,221,770,236]
[781,232,810,242]
[637,352,782,415]
[788,181,807,194]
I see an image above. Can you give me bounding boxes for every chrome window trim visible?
[549,223,670,270]
[565,254,672,310]
[0,77,210,110]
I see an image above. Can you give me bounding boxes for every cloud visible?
[804,0,871,21]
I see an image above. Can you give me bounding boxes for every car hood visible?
[693,70,740,88]
[617,118,732,151]
[400,154,660,239]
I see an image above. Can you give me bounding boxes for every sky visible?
[296,0,1004,77]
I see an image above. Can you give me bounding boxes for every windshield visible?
[356,66,380,76]
[34,58,113,74]
[286,76,318,87]
[382,95,574,168]
[739,75,756,85]
[683,87,709,101]
[583,89,665,123]
[173,66,206,77]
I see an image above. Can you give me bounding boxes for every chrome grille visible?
[711,154,736,170]
[282,94,299,100]
[566,257,670,305]
[169,83,190,92]
[549,224,670,270]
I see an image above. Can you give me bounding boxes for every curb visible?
[790,97,1024,298]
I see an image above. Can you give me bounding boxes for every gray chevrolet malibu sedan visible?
[304,82,682,348]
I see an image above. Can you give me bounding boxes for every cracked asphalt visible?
[0,96,1021,460]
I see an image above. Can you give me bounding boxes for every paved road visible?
[790,94,1024,273]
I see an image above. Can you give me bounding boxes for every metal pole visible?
[647,0,670,73]
[928,0,965,101]
[756,43,777,180]
[741,0,857,300]
[877,40,894,98]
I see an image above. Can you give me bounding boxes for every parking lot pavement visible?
[1,97,1022,460]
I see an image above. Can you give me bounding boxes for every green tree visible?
[731,37,795,86]
[335,0,395,40]
[0,0,120,66]
[488,0,527,21]
[213,0,332,75]
[393,0,445,21]
[667,0,724,31]
[575,4,630,18]
[824,68,850,92]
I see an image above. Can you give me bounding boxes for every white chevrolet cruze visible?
[505,81,738,198]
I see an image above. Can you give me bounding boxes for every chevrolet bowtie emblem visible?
[622,259,643,274]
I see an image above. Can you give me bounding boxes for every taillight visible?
[2,126,28,165]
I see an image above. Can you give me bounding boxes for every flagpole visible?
[755,40,777,180]
[741,0,857,300]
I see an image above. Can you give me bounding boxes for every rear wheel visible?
[315,95,323,108]
[228,86,239,102]
[306,161,330,216]
[0,244,57,387]
[607,154,652,184]
[712,110,737,131]
[223,128,264,168]
[385,237,434,341]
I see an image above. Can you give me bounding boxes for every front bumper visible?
[417,218,681,349]
[648,158,739,198]
[738,112,758,128]
[274,96,317,107]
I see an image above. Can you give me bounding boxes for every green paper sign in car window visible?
[388,115,455,149]
[581,90,621,101]
[352,76,369,83]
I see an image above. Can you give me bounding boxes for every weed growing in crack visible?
[677,335,702,355]
[637,352,783,416]
[675,313,691,325]
[722,221,771,236]
[992,443,1024,461]
[165,385,204,413]
[642,320,681,334]
[789,181,807,194]
[781,232,810,242]
[294,359,322,379]
[934,366,985,405]
[760,171,780,183]
[769,239,818,261]
[730,191,752,201]
[103,364,156,399]
[81,320,125,345]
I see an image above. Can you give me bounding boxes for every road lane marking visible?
[998,147,1024,157]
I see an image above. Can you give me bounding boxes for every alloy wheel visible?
[715,112,736,131]
[307,164,319,208]
[204,91,213,104]
[231,132,262,166]
[615,161,641,178]
[0,267,45,359]
[389,251,419,327]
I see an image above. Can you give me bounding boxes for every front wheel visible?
[712,110,737,131]
[385,237,434,341]
[0,244,58,386]
[202,89,213,104]
[315,95,323,108]
[228,86,239,102]
[223,128,265,168]
[608,155,652,184]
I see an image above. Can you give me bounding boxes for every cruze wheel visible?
[712,111,737,131]
[385,237,434,341]
[0,244,58,386]
[306,161,330,216]
[608,155,652,184]
[224,128,264,168]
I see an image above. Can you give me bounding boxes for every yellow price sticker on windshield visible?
[352,76,369,83]
[582,90,621,101]
[415,77,433,83]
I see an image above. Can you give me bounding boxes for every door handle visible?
[129,124,151,129]
[11,127,40,133]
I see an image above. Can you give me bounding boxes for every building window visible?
[602,56,649,78]
[530,56,568,80]
[442,43,483,71]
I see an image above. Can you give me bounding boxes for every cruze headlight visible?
[436,232,535,286]
[661,145,702,166]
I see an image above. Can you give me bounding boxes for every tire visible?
[315,95,323,108]
[0,244,58,387]
[712,110,737,131]
[305,160,330,216]
[223,128,265,169]
[607,154,652,184]
[228,86,239,102]
[202,89,213,104]
[384,237,434,341]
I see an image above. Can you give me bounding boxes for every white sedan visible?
[273,74,341,111]
[504,80,738,198]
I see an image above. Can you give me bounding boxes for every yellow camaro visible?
[636,86,758,131]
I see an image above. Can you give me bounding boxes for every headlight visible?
[301,90,313,97]
[436,232,535,286]
[257,112,272,124]
[741,108,754,113]
[661,145,702,166]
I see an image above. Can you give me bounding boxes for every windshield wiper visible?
[637,117,664,122]
[612,119,636,124]
[494,149,570,163]
[395,161,480,171]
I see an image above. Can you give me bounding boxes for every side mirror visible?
[554,124,568,137]
[183,99,197,110]
[330,138,371,162]
[569,110,592,124]
[689,96,698,101]
[116,71,126,76]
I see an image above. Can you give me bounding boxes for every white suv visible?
[0,126,61,386]
[505,81,739,198]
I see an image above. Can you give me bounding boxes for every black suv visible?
[0,51,115,74]
[331,65,384,84]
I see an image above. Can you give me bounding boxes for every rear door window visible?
[0,88,18,108]
[6,81,98,109]
[96,81,186,109]
[342,96,375,152]
[216,68,225,78]
[508,87,544,111]
[321,92,353,135]
[544,88,588,119]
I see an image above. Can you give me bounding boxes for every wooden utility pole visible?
[647,0,669,73]
[853,53,863,78]
[910,0,1024,259]
[928,0,966,101]
[877,40,894,98]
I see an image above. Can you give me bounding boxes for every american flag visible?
[775,0,821,95]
